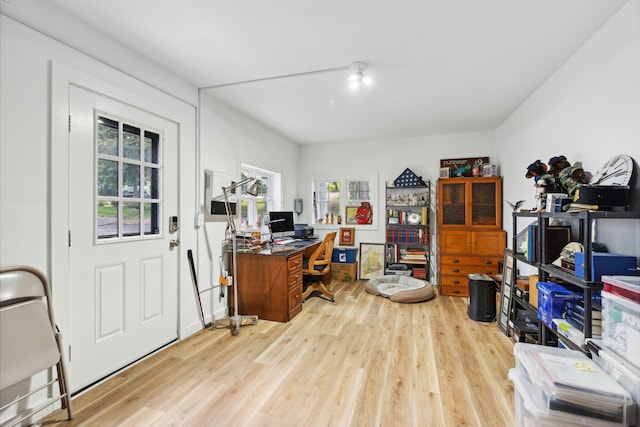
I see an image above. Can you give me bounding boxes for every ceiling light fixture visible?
[200,61,373,91]
[348,61,373,91]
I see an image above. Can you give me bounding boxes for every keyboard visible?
[275,239,296,245]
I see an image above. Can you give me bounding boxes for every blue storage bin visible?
[332,247,357,263]
[575,252,637,281]
[537,282,581,329]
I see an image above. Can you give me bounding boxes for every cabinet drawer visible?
[288,285,302,317]
[289,269,302,288]
[440,282,468,296]
[440,274,468,287]
[441,255,501,267]
[440,264,500,276]
[288,253,303,271]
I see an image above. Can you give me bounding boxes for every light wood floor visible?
[42,280,516,427]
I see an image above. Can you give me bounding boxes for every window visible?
[96,114,161,241]
[312,173,377,228]
[237,165,280,231]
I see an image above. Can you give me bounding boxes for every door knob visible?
[169,239,180,249]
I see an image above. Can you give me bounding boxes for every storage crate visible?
[602,290,640,370]
[332,247,358,263]
[603,275,640,304]
[509,368,626,427]
[574,252,637,281]
[590,342,640,427]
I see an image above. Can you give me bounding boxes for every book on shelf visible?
[565,315,602,335]
[385,228,429,244]
[412,267,427,279]
[565,300,602,319]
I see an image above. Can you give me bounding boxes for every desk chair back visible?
[302,232,337,301]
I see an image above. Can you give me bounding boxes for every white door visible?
[68,85,179,392]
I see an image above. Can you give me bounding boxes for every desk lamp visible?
[213,177,259,336]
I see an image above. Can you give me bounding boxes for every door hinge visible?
[68,114,71,132]
[68,230,71,247]
[68,345,71,362]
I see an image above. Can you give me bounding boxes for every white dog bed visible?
[365,275,436,303]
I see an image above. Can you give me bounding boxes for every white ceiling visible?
[1,0,628,144]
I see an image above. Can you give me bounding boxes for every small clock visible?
[589,154,633,186]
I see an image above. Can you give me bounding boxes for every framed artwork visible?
[359,243,385,279]
[497,249,515,335]
[339,227,355,246]
[345,206,359,224]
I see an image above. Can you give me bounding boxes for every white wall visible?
[196,92,300,321]
[298,131,496,247]
[496,0,640,261]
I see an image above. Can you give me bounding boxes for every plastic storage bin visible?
[508,368,627,427]
[601,290,640,370]
[512,343,635,426]
[331,247,357,263]
[589,340,640,427]
[537,282,581,329]
[603,275,640,304]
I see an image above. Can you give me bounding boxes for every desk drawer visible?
[288,253,303,271]
[289,269,302,288]
[288,285,302,319]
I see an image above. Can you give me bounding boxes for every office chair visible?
[302,231,337,302]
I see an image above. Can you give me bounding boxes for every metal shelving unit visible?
[512,210,640,351]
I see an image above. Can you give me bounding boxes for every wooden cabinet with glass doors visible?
[438,177,506,296]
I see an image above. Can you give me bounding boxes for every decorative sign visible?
[440,157,490,177]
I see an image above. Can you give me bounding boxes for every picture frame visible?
[339,227,355,246]
[359,243,385,279]
[497,248,515,335]
[345,206,359,224]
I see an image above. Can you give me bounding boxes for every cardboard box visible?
[575,252,637,281]
[528,275,539,308]
[332,263,357,282]
[332,247,358,263]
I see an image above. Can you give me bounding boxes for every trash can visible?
[467,273,496,322]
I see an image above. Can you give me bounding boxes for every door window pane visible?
[144,167,158,199]
[97,201,118,239]
[97,117,119,156]
[122,163,140,198]
[144,131,159,164]
[97,159,119,197]
[123,124,141,160]
[122,202,140,236]
[144,203,160,235]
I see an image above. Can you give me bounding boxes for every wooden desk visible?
[233,241,321,323]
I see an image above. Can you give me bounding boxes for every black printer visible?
[294,224,314,239]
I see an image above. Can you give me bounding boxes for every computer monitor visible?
[268,211,295,239]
